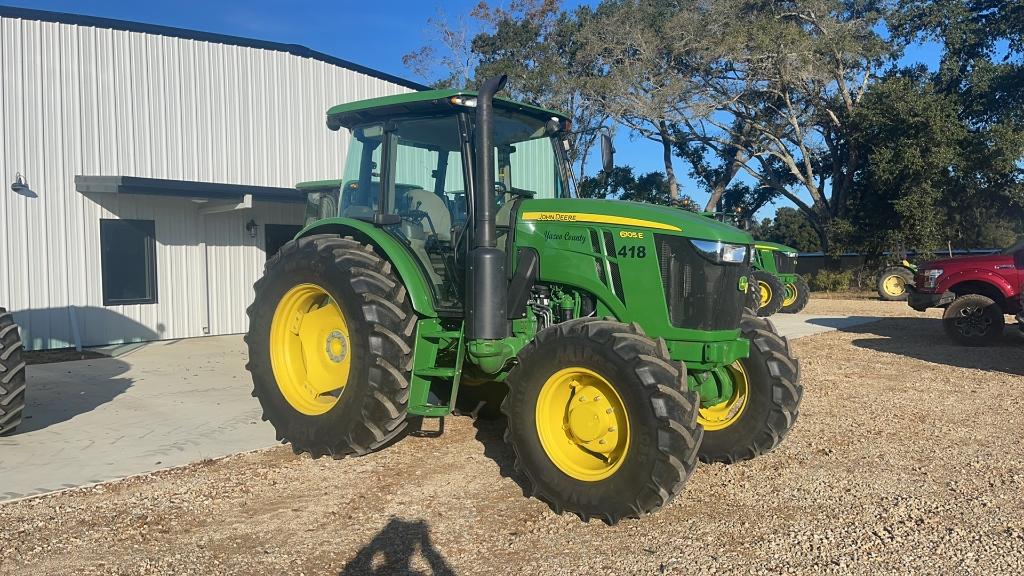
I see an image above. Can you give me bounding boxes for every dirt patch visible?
[2,300,1023,575]
[809,290,880,300]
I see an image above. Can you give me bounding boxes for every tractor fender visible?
[295,218,438,317]
[939,270,1016,300]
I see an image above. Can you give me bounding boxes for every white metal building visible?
[0,6,424,350]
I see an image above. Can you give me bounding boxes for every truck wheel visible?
[503,319,703,524]
[0,308,26,436]
[698,313,802,463]
[246,234,416,458]
[877,267,914,301]
[942,294,1004,346]
[751,270,785,317]
[780,276,810,314]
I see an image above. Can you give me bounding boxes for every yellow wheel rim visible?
[270,283,352,416]
[758,281,772,308]
[535,367,630,482]
[697,362,749,431]
[883,275,905,296]
[783,283,798,307]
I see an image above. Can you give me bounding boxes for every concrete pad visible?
[768,313,880,339]
[0,336,277,501]
[0,312,880,503]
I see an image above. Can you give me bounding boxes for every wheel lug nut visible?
[608,426,616,432]
[606,408,613,414]
[594,395,601,401]
[599,439,606,445]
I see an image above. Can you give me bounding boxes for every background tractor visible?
[0,308,26,435]
[246,77,802,523]
[876,260,917,301]
[699,212,809,317]
[750,242,809,316]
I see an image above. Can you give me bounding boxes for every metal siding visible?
[0,15,412,349]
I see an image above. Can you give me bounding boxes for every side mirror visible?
[600,132,614,177]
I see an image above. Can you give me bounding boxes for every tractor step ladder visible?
[408,319,464,417]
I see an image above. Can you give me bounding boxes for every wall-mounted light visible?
[10,172,36,198]
[245,219,258,239]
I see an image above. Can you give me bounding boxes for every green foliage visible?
[757,208,823,253]
[405,0,1024,253]
[578,167,697,208]
[809,269,854,292]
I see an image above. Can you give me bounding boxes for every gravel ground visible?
[2,299,1023,575]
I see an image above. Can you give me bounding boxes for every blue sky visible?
[8,0,943,216]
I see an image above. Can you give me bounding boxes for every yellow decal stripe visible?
[521,211,681,232]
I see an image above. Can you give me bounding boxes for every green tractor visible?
[246,77,802,523]
[751,242,810,316]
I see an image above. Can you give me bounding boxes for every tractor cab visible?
[323,90,572,311]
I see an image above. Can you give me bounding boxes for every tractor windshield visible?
[488,109,570,201]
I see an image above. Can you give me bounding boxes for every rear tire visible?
[698,313,802,463]
[245,234,417,458]
[780,276,810,314]
[751,270,785,317]
[942,294,1004,346]
[0,308,26,436]
[503,319,703,524]
[877,267,914,301]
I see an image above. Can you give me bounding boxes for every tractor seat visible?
[406,189,453,242]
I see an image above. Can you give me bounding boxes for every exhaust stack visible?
[466,75,509,340]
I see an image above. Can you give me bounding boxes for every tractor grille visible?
[655,235,746,331]
[774,251,797,274]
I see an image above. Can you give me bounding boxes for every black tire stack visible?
[0,308,26,435]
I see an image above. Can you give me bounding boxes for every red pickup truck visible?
[908,241,1023,345]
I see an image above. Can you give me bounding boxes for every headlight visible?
[690,239,748,263]
[922,268,943,288]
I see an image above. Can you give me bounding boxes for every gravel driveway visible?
[1,299,1022,575]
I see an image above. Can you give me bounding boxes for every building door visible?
[264,224,303,259]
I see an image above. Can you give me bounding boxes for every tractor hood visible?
[754,241,799,255]
[518,198,753,245]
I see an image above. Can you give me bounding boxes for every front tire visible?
[503,319,703,523]
[877,267,914,301]
[942,294,1004,346]
[697,313,802,463]
[780,276,811,314]
[751,270,785,317]
[0,308,26,436]
[245,234,416,458]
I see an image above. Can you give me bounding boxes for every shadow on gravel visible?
[472,417,531,496]
[838,317,1024,376]
[339,517,454,576]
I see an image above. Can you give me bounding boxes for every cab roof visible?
[326,89,568,131]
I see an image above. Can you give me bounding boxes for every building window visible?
[100,219,158,305]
